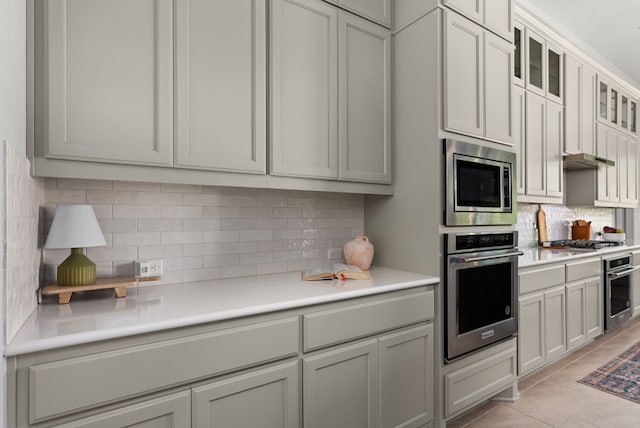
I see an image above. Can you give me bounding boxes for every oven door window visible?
[455,158,502,209]
[457,262,513,334]
[610,275,630,317]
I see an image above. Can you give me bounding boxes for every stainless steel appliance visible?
[603,254,637,331]
[547,240,625,250]
[444,139,517,226]
[444,231,522,362]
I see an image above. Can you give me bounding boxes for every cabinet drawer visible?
[566,258,601,282]
[444,344,517,417]
[519,264,565,294]
[29,317,298,423]
[303,290,434,352]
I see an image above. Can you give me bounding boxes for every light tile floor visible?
[448,316,640,427]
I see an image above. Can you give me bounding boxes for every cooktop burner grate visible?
[547,239,625,250]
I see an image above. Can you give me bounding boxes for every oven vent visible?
[563,153,615,170]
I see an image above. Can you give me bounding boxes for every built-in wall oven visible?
[444,139,516,226]
[603,254,638,331]
[444,231,522,362]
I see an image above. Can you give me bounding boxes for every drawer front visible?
[444,345,517,417]
[29,317,298,423]
[519,264,565,295]
[566,258,601,282]
[303,290,434,352]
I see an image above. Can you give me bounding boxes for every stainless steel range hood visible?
[563,153,615,170]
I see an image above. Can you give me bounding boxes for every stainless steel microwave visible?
[444,139,516,226]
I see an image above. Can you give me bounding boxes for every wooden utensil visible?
[537,204,548,243]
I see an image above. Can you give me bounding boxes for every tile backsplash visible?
[43,179,364,285]
[517,203,615,248]
[2,143,45,343]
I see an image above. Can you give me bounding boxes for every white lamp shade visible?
[44,205,107,249]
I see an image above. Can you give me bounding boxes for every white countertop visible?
[519,242,640,268]
[5,266,439,357]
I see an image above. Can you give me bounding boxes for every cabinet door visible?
[442,0,483,23]
[564,55,581,154]
[175,0,266,173]
[525,92,546,197]
[338,0,391,27]
[338,11,391,183]
[484,0,513,41]
[544,286,566,361]
[46,0,173,166]
[621,94,630,130]
[513,85,526,195]
[518,292,545,375]
[54,391,190,428]
[484,31,514,144]
[628,138,638,205]
[607,128,620,203]
[585,277,603,340]
[598,77,610,122]
[546,42,563,104]
[304,339,377,428]
[513,19,525,87]
[443,10,484,138]
[580,64,597,155]
[270,0,339,179]
[619,134,630,204]
[545,100,563,199]
[379,324,434,428]
[565,281,586,351]
[192,361,298,428]
[631,100,638,134]
[610,87,620,127]
[596,124,610,202]
[525,28,545,96]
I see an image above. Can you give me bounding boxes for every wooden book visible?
[302,264,371,281]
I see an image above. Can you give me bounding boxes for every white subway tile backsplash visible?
[38,178,364,288]
[113,261,134,276]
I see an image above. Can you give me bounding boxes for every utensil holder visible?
[571,225,591,240]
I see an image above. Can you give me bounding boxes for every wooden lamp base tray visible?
[42,276,160,304]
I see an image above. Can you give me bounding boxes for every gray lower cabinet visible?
[192,361,299,428]
[518,291,545,375]
[53,391,191,428]
[303,323,434,428]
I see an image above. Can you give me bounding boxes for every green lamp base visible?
[57,248,96,286]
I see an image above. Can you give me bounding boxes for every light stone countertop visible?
[5,266,439,357]
[519,241,640,268]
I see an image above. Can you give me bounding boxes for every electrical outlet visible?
[327,248,342,259]
[134,260,163,278]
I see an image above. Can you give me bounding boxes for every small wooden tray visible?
[42,276,160,304]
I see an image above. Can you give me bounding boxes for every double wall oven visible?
[443,139,521,362]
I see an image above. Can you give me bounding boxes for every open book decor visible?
[302,264,371,281]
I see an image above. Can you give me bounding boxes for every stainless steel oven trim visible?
[445,250,519,362]
[444,139,517,226]
[445,231,518,255]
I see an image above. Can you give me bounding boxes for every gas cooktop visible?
[547,239,625,250]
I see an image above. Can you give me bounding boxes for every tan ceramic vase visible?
[343,235,374,271]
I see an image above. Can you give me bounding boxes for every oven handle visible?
[607,266,640,278]
[451,251,524,264]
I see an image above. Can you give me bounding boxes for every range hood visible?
[563,153,615,170]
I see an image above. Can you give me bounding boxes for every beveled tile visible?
[573,389,640,428]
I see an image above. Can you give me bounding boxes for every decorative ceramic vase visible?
[343,236,374,271]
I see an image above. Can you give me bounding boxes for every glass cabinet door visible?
[622,95,629,129]
[526,29,545,95]
[611,88,619,125]
[631,101,637,133]
[546,43,562,102]
[599,81,609,121]
[514,21,524,87]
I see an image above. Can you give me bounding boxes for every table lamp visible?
[44,205,107,286]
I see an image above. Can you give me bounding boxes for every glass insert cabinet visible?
[523,27,562,104]
[598,75,639,134]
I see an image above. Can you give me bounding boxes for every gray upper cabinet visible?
[484,30,514,144]
[271,0,391,183]
[338,0,392,28]
[443,0,513,41]
[525,27,546,97]
[443,0,483,24]
[338,11,391,183]
[174,0,266,173]
[192,361,299,428]
[564,56,595,155]
[270,0,339,179]
[513,19,525,87]
[44,0,173,166]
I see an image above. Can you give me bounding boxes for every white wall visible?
[1,0,27,423]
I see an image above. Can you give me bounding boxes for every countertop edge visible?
[519,243,640,268]
[4,275,439,357]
